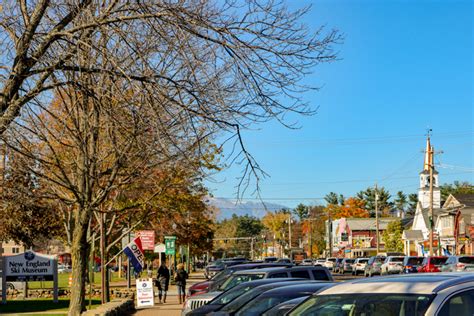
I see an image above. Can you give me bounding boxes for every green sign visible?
[165,236,177,255]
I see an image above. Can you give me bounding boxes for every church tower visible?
[418,135,441,209]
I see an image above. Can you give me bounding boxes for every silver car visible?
[288,273,474,315]
[441,255,474,272]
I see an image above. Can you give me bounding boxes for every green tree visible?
[382,220,404,253]
[325,192,341,205]
[357,186,392,217]
[407,193,418,215]
[394,191,408,216]
[440,181,474,200]
[293,203,309,222]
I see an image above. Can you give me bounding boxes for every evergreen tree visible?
[356,186,392,217]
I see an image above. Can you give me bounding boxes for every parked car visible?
[364,255,386,277]
[380,256,404,275]
[262,296,308,316]
[189,262,294,296]
[323,257,337,270]
[288,273,474,315]
[234,282,336,316]
[338,258,355,274]
[58,264,72,273]
[276,258,292,264]
[300,259,313,266]
[351,258,369,275]
[186,278,306,316]
[418,256,448,273]
[441,255,474,272]
[314,259,326,266]
[332,258,343,273]
[264,257,278,262]
[402,256,424,273]
[184,266,332,315]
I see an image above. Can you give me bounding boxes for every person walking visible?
[174,263,188,305]
[156,261,170,303]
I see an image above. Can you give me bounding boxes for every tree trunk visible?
[69,216,89,315]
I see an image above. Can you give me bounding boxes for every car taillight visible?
[405,265,412,269]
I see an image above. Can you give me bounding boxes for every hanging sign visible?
[136,278,154,308]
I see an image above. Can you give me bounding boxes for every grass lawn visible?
[27,272,126,289]
[0,298,101,314]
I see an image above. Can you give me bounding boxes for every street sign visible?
[136,278,154,308]
[165,236,177,255]
[136,230,155,251]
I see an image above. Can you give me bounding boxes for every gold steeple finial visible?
[423,129,432,171]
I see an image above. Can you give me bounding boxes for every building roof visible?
[346,218,398,231]
[453,194,474,208]
[402,230,424,241]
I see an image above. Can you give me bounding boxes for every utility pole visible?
[309,219,313,259]
[288,214,292,251]
[327,209,332,257]
[429,144,434,256]
[375,183,380,254]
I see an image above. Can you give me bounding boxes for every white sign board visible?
[154,243,166,253]
[136,278,154,308]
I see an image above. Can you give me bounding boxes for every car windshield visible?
[220,286,272,312]
[288,294,434,316]
[430,257,447,265]
[236,295,297,316]
[407,257,424,265]
[459,257,474,264]
[328,258,336,262]
[211,283,253,305]
[374,257,385,263]
[218,273,265,291]
[345,259,355,263]
[359,259,369,263]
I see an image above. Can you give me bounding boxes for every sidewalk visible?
[132,272,206,316]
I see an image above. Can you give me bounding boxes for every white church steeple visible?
[418,134,441,209]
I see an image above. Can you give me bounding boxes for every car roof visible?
[233,267,288,274]
[318,273,474,295]
[230,278,305,289]
[230,263,293,270]
[259,282,335,296]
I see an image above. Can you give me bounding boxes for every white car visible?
[323,258,337,270]
[351,257,369,275]
[380,256,404,275]
[58,264,72,273]
[288,273,474,315]
[314,259,326,266]
[300,259,314,266]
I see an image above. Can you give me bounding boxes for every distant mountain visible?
[207,197,288,220]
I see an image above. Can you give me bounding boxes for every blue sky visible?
[206,0,473,210]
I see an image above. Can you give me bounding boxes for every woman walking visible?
[156,262,170,303]
[175,263,188,305]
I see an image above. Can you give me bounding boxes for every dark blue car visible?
[402,256,424,273]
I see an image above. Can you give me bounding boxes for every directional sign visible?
[165,236,177,255]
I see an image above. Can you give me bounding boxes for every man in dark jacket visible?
[156,262,170,303]
[174,263,188,305]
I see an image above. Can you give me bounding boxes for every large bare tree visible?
[0,1,341,314]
